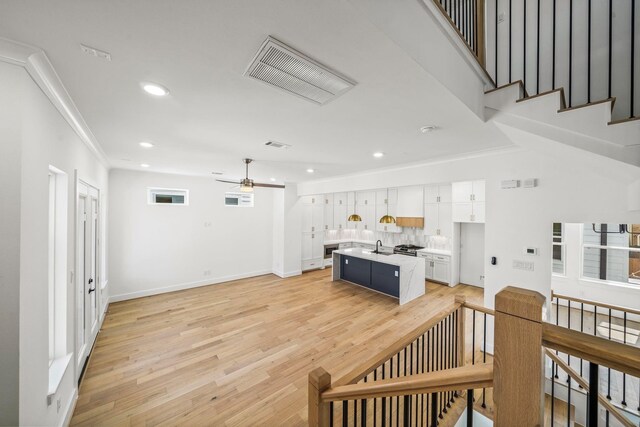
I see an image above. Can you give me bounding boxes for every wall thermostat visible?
[524,247,538,256]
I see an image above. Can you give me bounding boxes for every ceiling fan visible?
[215,158,285,192]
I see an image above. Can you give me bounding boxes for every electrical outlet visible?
[498,12,505,23]
[203,270,211,276]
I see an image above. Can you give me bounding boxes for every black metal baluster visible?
[467,389,474,427]
[495,0,499,83]
[567,300,571,378]
[382,361,386,427]
[373,368,377,426]
[579,303,584,388]
[509,0,512,82]
[472,310,476,365]
[555,297,560,378]
[588,0,592,103]
[607,308,611,399]
[568,0,573,106]
[330,401,334,426]
[362,395,367,427]
[622,312,627,405]
[354,395,357,427]
[552,0,556,89]
[403,395,410,427]
[632,0,636,118]
[524,0,527,92]
[567,372,571,427]
[342,401,348,427]
[536,0,540,94]
[482,313,487,408]
[587,363,598,427]
[397,352,400,427]
[551,360,555,423]
[431,393,438,427]
[608,0,613,98]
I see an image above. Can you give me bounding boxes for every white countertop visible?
[333,247,423,267]
[416,248,452,256]
[324,238,378,245]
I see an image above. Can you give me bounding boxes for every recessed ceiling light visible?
[140,163,150,168]
[420,125,438,133]
[141,82,169,96]
[373,152,384,158]
[270,177,276,182]
[139,141,154,148]
[307,168,315,173]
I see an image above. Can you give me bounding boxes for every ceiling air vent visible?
[265,140,291,149]
[244,36,356,105]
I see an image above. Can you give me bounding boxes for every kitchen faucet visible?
[375,240,383,253]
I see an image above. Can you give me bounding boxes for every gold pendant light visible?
[379,188,396,224]
[347,192,362,222]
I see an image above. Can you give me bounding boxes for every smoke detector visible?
[244,36,356,105]
[420,125,438,133]
[265,141,291,149]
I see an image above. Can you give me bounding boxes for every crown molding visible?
[0,37,110,167]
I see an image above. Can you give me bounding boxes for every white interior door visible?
[76,181,100,378]
[459,223,485,287]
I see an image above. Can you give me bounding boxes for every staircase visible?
[308,287,640,426]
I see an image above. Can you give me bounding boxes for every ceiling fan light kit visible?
[215,158,285,190]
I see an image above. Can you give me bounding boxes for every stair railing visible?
[430,0,638,120]
[551,290,640,416]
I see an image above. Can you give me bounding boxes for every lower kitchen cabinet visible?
[341,255,371,286]
[370,262,400,297]
[301,232,324,271]
[418,252,451,285]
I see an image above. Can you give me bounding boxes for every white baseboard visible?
[273,269,302,278]
[109,269,274,302]
[60,388,77,427]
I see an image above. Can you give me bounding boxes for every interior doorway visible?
[76,180,100,381]
[460,223,485,287]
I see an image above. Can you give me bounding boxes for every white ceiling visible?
[0,0,513,184]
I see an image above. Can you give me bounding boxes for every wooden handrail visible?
[551,290,640,316]
[332,301,461,387]
[462,301,495,316]
[544,349,635,427]
[321,363,493,402]
[542,323,640,378]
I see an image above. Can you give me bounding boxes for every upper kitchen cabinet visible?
[333,192,347,230]
[323,194,334,230]
[346,191,360,229]
[424,184,452,204]
[397,186,424,217]
[301,195,323,233]
[356,191,375,207]
[452,181,485,223]
[375,188,400,233]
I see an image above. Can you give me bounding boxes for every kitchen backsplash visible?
[325,227,451,250]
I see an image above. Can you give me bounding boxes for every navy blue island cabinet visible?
[340,255,400,298]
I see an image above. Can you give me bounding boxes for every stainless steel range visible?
[393,244,425,257]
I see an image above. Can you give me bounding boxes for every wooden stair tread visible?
[516,88,567,109]
[558,97,616,114]
[608,115,640,126]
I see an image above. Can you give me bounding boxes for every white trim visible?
[60,388,78,427]
[47,353,72,405]
[419,0,494,89]
[109,269,274,302]
[272,269,303,278]
[0,37,109,167]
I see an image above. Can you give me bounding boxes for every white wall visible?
[0,60,24,427]
[108,169,276,301]
[0,59,110,426]
[297,143,640,314]
[272,183,302,278]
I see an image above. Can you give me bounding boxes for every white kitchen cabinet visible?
[346,192,361,229]
[452,181,485,223]
[356,191,375,207]
[301,195,324,233]
[301,232,324,271]
[375,198,400,233]
[397,186,424,217]
[424,184,453,237]
[333,203,347,230]
[424,184,452,204]
[323,195,334,230]
[433,255,451,283]
[361,204,376,232]
[418,252,451,284]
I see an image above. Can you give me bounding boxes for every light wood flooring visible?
[71,269,483,426]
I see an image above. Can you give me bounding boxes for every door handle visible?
[88,278,95,294]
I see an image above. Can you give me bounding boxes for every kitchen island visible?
[332,248,425,305]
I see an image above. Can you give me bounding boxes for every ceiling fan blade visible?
[215,179,241,184]
[253,182,286,189]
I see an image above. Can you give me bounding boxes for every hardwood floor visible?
[71,269,483,426]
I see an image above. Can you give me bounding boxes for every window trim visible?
[551,223,566,277]
[147,187,189,206]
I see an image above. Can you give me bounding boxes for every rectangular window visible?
[552,223,565,275]
[148,188,189,205]
[582,223,640,286]
[48,172,56,366]
[224,192,254,207]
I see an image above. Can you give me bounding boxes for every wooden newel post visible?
[308,367,331,427]
[455,295,466,368]
[493,287,545,427]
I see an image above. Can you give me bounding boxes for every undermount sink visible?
[372,250,392,256]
